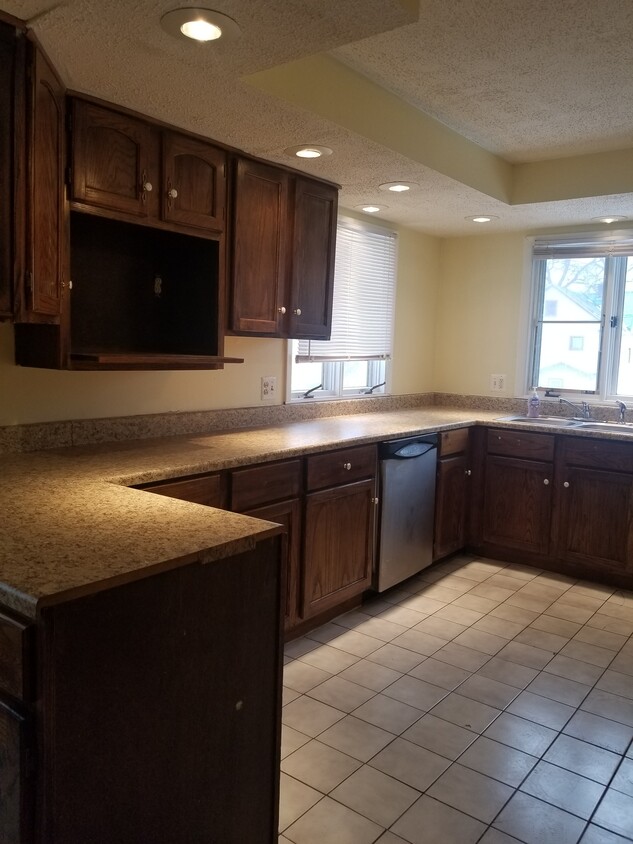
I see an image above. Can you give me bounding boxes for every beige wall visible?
[0,217,440,425]
[434,233,529,397]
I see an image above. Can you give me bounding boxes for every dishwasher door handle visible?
[393,443,436,459]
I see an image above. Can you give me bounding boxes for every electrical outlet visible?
[261,376,277,401]
[490,373,506,392]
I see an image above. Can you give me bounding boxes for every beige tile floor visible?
[280,554,633,844]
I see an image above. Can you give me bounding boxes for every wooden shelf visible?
[70,353,244,371]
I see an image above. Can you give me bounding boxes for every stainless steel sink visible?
[496,415,584,428]
[576,421,633,433]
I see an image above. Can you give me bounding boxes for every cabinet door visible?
[24,41,65,319]
[303,478,374,618]
[0,22,19,319]
[0,699,33,844]
[71,100,154,218]
[244,499,302,632]
[162,132,226,232]
[289,177,337,340]
[230,158,289,334]
[434,453,470,560]
[556,465,633,575]
[483,455,552,555]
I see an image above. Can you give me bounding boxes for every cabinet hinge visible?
[65,165,72,186]
[66,109,73,132]
[25,270,33,292]
[610,315,619,328]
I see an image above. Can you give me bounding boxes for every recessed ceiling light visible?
[592,215,627,224]
[160,8,241,43]
[466,215,499,223]
[355,204,387,214]
[284,145,333,159]
[379,182,417,193]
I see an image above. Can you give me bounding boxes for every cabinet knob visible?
[371,497,379,505]
[167,188,178,199]
[465,469,472,476]
[543,478,550,485]
[294,308,302,316]
[564,481,570,488]
[278,306,286,315]
[343,462,352,470]
[143,180,153,193]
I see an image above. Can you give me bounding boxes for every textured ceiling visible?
[3,0,633,235]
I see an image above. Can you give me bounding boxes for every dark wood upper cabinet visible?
[230,158,289,335]
[71,100,226,235]
[289,177,337,339]
[229,160,338,340]
[71,100,154,219]
[23,39,66,322]
[162,132,225,232]
[0,21,22,321]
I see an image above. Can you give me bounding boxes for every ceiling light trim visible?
[284,145,333,159]
[160,8,241,43]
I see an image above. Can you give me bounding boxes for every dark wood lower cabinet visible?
[0,700,33,844]
[244,499,302,631]
[475,428,633,588]
[0,538,282,844]
[303,478,375,619]
[482,454,552,556]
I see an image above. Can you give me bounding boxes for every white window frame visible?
[521,231,633,403]
[287,216,397,402]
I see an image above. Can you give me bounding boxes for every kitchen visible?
[1,1,633,842]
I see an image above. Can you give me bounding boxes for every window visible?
[290,217,397,400]
[569,336,584,351]
[527,234,633,399]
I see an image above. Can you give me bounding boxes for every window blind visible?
[533,234,633,258]
[296,218,397,362]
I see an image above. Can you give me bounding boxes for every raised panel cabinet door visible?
[556,465,633,574]
[71,100,153,218]
[230,159,289,334]
[0,22,19,319]
[162,132,226,231]
[244,499,302,632]
[0,699,33,844]
[303,478,374,619]
[482,455,553,556]
[25,42,65,319]
[289,177,337,340]
[433,453,470,560]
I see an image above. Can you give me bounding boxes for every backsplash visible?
[1,392,626,454]
[0,393,434,454]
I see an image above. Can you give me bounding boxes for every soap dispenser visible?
[527,388,540,418]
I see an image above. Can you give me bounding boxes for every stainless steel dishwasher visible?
[375,434,438,592]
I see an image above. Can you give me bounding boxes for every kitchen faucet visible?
[559,397,591,419]
[616,400,628,423]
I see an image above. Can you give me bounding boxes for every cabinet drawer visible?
[231,460,302,511]
[306,445,376,491]
[562,437,633,473]
[439,428,469,456]
[139,473,224,508]
[0,609,33,701]
[487,429,554,461]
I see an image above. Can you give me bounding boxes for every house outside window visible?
[527,234,633,399]
[289,217,397,400]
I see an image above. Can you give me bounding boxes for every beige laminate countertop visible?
[2,406,631,620]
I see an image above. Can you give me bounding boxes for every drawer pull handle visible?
[564,481,570,488]
[543,478,549,485]
[343,462,352,470]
